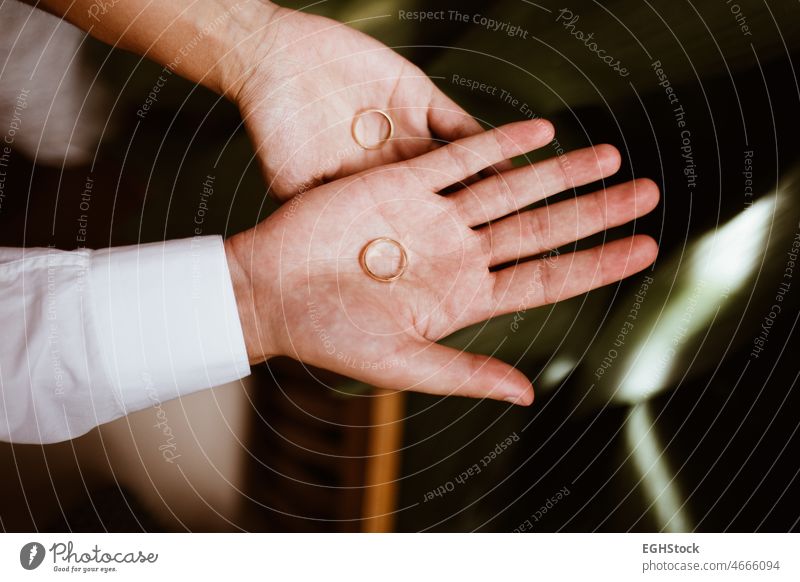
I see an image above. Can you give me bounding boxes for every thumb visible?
[428,89,484,142]
[428,90,516,175]
[366,340,534,405]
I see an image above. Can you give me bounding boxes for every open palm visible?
[237,6,484,200]
[226,120,659,404]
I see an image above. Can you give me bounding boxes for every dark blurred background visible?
[0,0,798,532]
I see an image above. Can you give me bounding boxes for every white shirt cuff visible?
[89,235,251,416]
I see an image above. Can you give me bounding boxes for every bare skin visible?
[34,0,485,199]
[234,5,488,198]
[226,119,660,404]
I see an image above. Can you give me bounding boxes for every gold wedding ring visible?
[351,109,394,150]
[359,237,408,282]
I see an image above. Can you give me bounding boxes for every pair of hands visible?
[219,3,658,404]
[220,6,659,404]
[217,5,660,404]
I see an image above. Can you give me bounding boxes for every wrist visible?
[212,1,282,100]
[229,2,307,110]
[224,228,282,365]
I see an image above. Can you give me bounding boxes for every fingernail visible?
[504,394,525,405]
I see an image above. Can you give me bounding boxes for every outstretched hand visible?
[225,119,659,404]
[33,0,486,200]
[236,6,486,200]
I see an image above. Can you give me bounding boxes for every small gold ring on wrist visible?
[359,237,408,282]
[352,109,394,150]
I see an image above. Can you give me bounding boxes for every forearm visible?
[28,0,279,98]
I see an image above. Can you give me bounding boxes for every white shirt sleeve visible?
[0,236,251,444]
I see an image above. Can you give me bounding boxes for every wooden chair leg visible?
[361,390,405,532]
